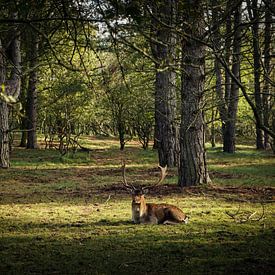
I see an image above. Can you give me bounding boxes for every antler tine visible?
[121,161,136,190]
[143,165,168,191]
[156,165,168,186]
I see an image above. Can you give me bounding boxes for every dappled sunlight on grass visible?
[0,196,274,273]
[1,138,274,273]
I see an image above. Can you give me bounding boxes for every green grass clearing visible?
[0,138,274,274]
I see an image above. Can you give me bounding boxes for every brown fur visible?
[132,194,188,225]
[122,163,188,225]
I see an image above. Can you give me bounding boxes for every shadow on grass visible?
[1,223,274,274]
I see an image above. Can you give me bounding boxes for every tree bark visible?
[26,31,39,149]
[263,0,272,148]
[178,0,211,186]
[223,3,242,153]
[18,73,28,147]
[0,13,21,168]
[247,0,265,149]
[211,1,228,143]
[0,39,10,168]
[0,102,10,168]
[150,0,179,167]
[211,1,242,154]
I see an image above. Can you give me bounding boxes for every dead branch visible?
[104,194,111,204]
[225,203,241,219]
[225,203,266,223]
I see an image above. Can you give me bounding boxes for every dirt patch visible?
[210,171,245,179]
[96,184,275,203]
[182,185,275,203]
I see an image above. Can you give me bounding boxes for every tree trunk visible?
[272,113,275,154]
[263,0,272,148]
[224,4,232,106]
[210,98,217,148]
[19,75,27,147]
[178,0,211,186]
[223,3,242,153]
[0,102,10,168]
[248,0,265,149]
[19,119,27,148]
[154,70,178,166]
[119,126,125,151]
[151,0,179,167]
[211,1,236,153]
[0,39,10,168]
[26,32,39,149]
[0,13,21,168]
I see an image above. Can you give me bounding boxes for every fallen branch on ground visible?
[225,203,266,223]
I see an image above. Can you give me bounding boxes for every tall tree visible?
[178,0,211,186]
[0,12,21,168]
[210,1,242,153]
[222,2,242,153]
[26,30,39,149]
[262,0,273,149]
[150,0,179,167]
[210,0,228,151]
[247,0,265,149]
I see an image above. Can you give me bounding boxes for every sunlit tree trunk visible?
[178,0,211,186]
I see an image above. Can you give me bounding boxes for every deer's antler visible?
[121,161,136,191]
[155,165,168,186]
[143,165,167,191]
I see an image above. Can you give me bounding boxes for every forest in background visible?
[0,0,274,187]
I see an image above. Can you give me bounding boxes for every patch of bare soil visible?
[210,171,245,179]
[97,184,275,203]
[182,185,275,203]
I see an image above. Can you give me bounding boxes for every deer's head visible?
[121,162,167,204]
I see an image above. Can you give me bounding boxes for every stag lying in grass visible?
[122,163,189,225]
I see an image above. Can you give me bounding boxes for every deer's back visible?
[147,203,187,224]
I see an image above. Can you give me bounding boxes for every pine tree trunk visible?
[263,0,272,148]
[0,102,10,168]
[26,32,39,149]
[0,13,21,168]
[19,75,27,147]
[155,70,178,167]
[224,5,232,106]
[223,4,242,153]
[248,0,265,149]
[178,0,211,186]
[0,39,9,167]
[151,0,179,167]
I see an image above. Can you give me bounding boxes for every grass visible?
[0,138,274,274]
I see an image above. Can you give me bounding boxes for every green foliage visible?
[0,85,17,103]
[97,46,155,149]
[38,67,96,153]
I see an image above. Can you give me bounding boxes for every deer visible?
[121,163,189,225]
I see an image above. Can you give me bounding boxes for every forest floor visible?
[0,137,274,274]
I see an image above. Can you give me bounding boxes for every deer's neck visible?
[139,198,147,217]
